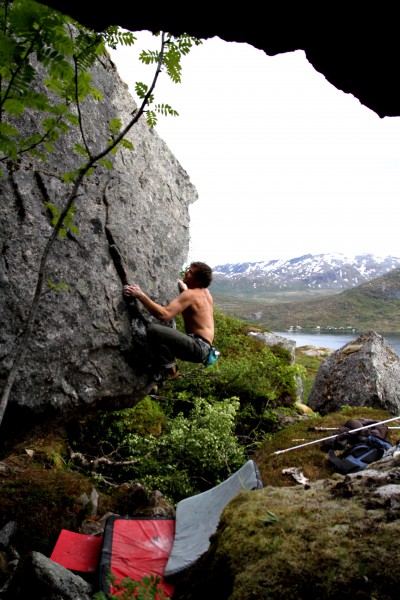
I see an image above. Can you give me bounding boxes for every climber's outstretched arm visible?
[123,284,194,322]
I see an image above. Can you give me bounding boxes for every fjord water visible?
[273,331,400,357]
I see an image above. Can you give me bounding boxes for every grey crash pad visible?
[164,459,263,577]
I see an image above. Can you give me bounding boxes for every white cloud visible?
[109,32,400,267]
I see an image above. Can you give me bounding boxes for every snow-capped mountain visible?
[212,253,400,292]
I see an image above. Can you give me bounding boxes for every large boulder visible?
[0,46,198,442]
[308,331,400,415]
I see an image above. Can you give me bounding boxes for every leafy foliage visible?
[137,32,201,126]
[100,26,137,49]
[0,0,110,163]
[70,311,307,503]
[169,308,306,446]
[44,201,79,238]
[73,395,245,503]
[1,1,179,167]
[93,571,168,600]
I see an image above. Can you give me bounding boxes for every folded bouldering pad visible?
[50,529,102,572]
[164,459,263,578]
[98,515,175,597]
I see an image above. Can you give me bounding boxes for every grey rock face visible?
[247,331,295,363]
[308,331,400,415]
[0,50,198,433]
[247,330,303,402]
[7,551,93,600]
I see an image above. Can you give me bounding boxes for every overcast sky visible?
[108,32,400,268]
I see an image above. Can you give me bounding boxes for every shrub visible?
[168,309,306,444]
[70,310,309,502]
[72,396,245,503]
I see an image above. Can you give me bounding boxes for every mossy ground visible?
[253,405,399,487]
[1,323,398,599]
[175,483,400,600]
[172,405,400,600]
[0,430,115,556]
[1,405,396,562]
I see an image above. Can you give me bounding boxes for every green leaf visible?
[74,143,89,157]
[139,49,160,65]
[0,122,19,137]
[109,118,122,136]
[154,103,178,117]
[44,200,80,238]
[44,140,54,153]
[2,98,27,116]
[107,143,119,155]
[98,157,113,170]
[102,26,137,48]
[163,43,182,84]
[89,87,103,102]
[61,171,77,184]
[121,138,134,150]
[65,113,79,126]
[47,279,71,293]
[146,110,157,127]
[0,136,18,159]
[135,81,148,100]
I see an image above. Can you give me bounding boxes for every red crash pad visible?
[99,516,175,598]
[50,529,102,572]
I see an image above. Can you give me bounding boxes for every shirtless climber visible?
[123,262,214,382]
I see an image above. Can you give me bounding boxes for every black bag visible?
[320,418,390,452]
[328,434,392,474]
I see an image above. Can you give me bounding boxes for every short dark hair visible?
[191,262,213,288]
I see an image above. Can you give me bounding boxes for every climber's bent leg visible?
[147,323,209,369]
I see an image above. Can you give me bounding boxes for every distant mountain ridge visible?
[212,253,400,293]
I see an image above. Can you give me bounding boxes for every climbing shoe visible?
[162,365,180,381]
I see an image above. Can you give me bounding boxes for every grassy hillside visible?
[213,268,400,333]
[210,276,333,300]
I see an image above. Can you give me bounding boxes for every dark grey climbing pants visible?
[147,323,210,368]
